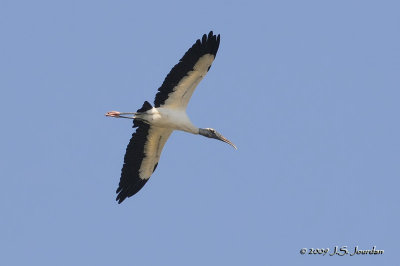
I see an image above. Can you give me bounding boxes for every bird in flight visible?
[106,31,236,203]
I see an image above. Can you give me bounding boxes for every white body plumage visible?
[137,107,199,135]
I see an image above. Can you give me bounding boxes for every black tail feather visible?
[133,101,153,128]
[137,101,152,113]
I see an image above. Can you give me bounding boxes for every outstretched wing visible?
[154,31,220,109]
[116,120,173,204]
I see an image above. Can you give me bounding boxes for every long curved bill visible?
[216,134,237,150]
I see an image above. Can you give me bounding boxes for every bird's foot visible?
[105,111,121,117]
[105,111,136,119]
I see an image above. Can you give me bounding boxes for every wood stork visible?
[106,31,236,204]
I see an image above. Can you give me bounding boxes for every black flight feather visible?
[115,101,154,203]
[153,31,220,107]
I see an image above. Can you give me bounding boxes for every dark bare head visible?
[199,128,237,149]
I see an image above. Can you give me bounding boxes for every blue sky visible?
[1,0,399,265]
